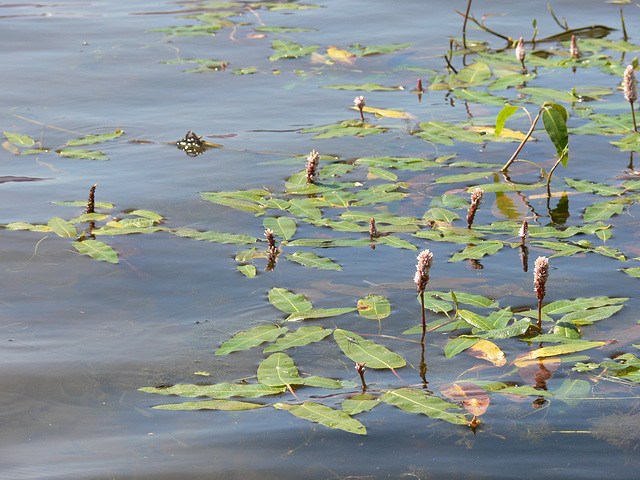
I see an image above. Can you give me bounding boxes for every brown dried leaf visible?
[467,339,506,366]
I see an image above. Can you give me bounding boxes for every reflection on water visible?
[3,0,640,478]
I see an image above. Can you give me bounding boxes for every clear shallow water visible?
[3,1,640,478]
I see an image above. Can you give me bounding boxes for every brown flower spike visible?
[86,184,97,214]
[466,188,483,229]
[533,256,549,329]
[414,249,434,335]
[264,228,278,255]
[305,149,320,183]
[570,35,579,58]
[519,220,528,245]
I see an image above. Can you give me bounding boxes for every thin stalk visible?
[501,107,544,172]
[621,7,628,41]
[545,152,566,190]
[420,291,426,335]
[464,13,511,42]
[462,0,472,49]
[631,101,637,133]
[537,298,543,330]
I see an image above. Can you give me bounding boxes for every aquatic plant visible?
[515,37,526,72]
[623,65,638,133]
[533,256,550,330]
[466,188,483,229]
[353,95,365,122]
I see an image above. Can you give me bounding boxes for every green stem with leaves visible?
[501,108,544,172]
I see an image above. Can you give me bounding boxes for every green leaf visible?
[128,209,164,221]
[376,236,417,250]
[381,388,468,425]
[349,43,412,56]
[257,353,304,387]
[623,267,640,278]
[583,200,627,222]
[57,148,108,160]
[479,318,531,339]
[139,382,285,398]
[430,290,498,308]
[215,325,287,355]
[551,379,591,406]
[342,394,379,415]
[425,207,459,223]
[66,129,123,146]
[153,399,263,411]
[302,376,345,389]
[357,294,391,320]
[269,40,319,60]
[565,178,623,196]
[559,305,624,325]
[417,121,484,144]
[51,200,114,209]
[273,402,366,435]
[4,222,48,232]
[436,171,495,184]
[268,287,313,313]
[449,241,504,262]
[47,217,76,237]
[173,228,257,244]
[263,216,296,240]
[285,307,356,322]
[543,296,628,315]
[494,386,552,397]
[542,104,569,164]
[321,83,402,91]
[287,198,323,220]
[264,326,332,352]
[200,193,265,213]
[72,240,118,263]
[237,265,256,278]
[334,329,405,369]
[3,131,35,147]
[444,337,479,358]
[286,252,342,270]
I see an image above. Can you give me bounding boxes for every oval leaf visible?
[72,239,118,263]
[357,294,391,320]
[334,329,405,369]
[381,388,468,425]
[257,353,304,387]
[273,402,366,435]
[48,217,76,237]
[264,326,332,352]
[268,287,313,313]
[263,216,297,240]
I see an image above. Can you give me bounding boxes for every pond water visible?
[3,1,640,478]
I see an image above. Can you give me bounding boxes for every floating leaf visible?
[3,131,35,147]
[4,222,48,232]
[302,376,344,389]
[47,217,76,237]
[237,265,256,278]
[72,239,118,263]
[357,294,391,320]
[342,394,379,415]
[350,43,412,56]
[153,399,263,411]
[495,386,552,397]
[431,291,498,308]
[583,200,627,222]
[416,121,484,144]
[454,89,506,106]
[322,84,402,91]
[269,40,319,60]
[257,353,304,387]
[334,329,405,369]
[623,267,640,278]
[327,46,356,64]
[215,325,287,355]
[287,198,323,220]
[263,216,296,240]
[449,241,504,262]
[173,228,257,244]
[268,287,313,313]
[436,171,495,184]
[66,129,123,146]
[559,305,624,325]
[264,326,332,352]
[376,236,417,250]
[286,252,342,270]
[285,307,357,322]
[381,388,468,425]
[515,341,607,364]
[543,296,628,315]
[565,178,623,196]
[467,340,506,367]
[57,148,108,160]
[139,382,285,398]
[273,402,366,435]
[444,337,480,358]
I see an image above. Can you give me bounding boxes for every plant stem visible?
[621,7,628,41]
[631,101,637,133]
[501,107,544,172]
[462,0,472,49]
[420,291,426,335]
[537,298,543,330]
[545,153,566,189]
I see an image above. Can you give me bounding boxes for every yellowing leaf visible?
[514,341,609,367]
[467,339,506,366]
[467,126,530,141]
[327,46,356,65]
[350,106,415,119]
[440,382,490,417]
